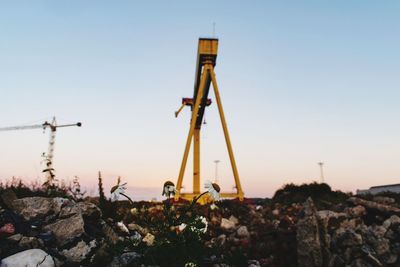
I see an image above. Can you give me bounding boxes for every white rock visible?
[142,233,155,246]
[220,218,236,230]
[1,249,54,267]
[61,240,97,263]
[228,215,239,225]
[237,226,250,238]
[383,215,400,229]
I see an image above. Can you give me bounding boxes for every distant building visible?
[357,184,400,195]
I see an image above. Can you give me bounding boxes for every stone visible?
[382,253,397,264]
[109,252,141,267]
[335,229,363,247]
[272,209,280,216]
[317,210,347,231]
[237,226,250,239]
[373,196,395,205]
[19,236,44,249]
[373,238,390,256]
[77,201,102,221]
[217,234,227,246]
[364,253,382,267]
[58,201,102,222]
[129,231,142,246]
[0,189,17,209]
[229,215,239,225]
[58,203,80,219]
[142,233,155,246]
[350,258,373,267]
[347,197,400,215]
[43,213,85,246]
[102,222,120,245]
[0,249,55,267]
[346,205,367,217]
[221,218,236,230]
[11,197,67,220]
[247,260,261,267]
[127,223,149,236]
[296,198,322,267]
[369,225,386,238]
[7,234,22,242]
[382,215,400,229]
[61,240,97,263]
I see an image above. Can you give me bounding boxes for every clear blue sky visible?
[0,1,399,198]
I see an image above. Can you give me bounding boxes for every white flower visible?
[162,181,176,198]
[178,223,187,232]
[204,180,220,201]
[117,221,129,234]
[199,216,208,233]
[110,182,127,201]
[210,203,219,210]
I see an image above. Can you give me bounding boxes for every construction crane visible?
[174,38,244,202]
[0,117,82,183]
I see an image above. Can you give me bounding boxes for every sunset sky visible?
[0,1,399,199]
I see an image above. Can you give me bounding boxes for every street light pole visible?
[214,160,220,184]
[318,162,325,183]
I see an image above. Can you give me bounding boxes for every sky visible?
[0,1,399,199]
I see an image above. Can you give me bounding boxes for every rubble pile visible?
[297,196,400,267]
[0,190,107,266]
[0,185,400,266]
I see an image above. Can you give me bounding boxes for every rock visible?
[317,210,347,231]
[221,218,236,230]
[129,231,142,246]
[373,238,390,256]
[382,253,397,264]
[142,233,155,246]
[102,222,120,245]
[237,226,250,239]
[11,197,67,220]
[350,258,373,267]
[382,215,400,229]
[77,201,102,221]
[369,225,386,238]
[229,215,239,225]
[347,197,400,215]
[0,249,55,267]
[346,205,367,217]
[364,253,382,267]
[109,252,141,267]
[272,209,280,216]
[43,214,85,246]
[335,229,363,247]
[0,189,17,209]
[373,196,395,205]
[19,236,44,249]
[7,234,43,249]
[61,240,97,263]
[217,234,227,246]
[247,260,261,267]
[58,203,80,219]
[7,234,22,242]
[296,198,322,267]
[127,223,149,236]
[59,201,102,222]
[117,221,129,234]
